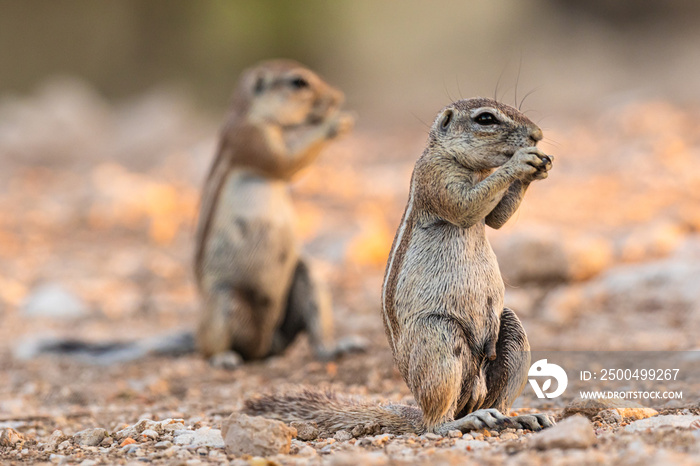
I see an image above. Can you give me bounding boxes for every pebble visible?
[122,444,140,455]
[369,433,393,446]
[173,427,225,448]
[57,440,71,451]
[565,397,658,420]
[500,432,519,440]
[160,418,186,433]
[529,415,596,450]
[355,438,372,447]
[21,282,89,319]
[119,437,136,447]
[422,432,441,441]
[155,440,173,449]
[334,429,353,441]
[290,440,317,457]
[447,430,462,438]
[625,415,700,432]
[73,427,107,446]
[453,439,490,450]
[595,409,623,425]
[115,419,163,440]
[48,430,68,446]
[161,446,179,458]
[0,427,24,447]
[290,420,319,441]
[221,412,294,456]
[49,454,68,464]
[140,428,159,440]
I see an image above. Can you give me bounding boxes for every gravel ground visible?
[1,81,699,465]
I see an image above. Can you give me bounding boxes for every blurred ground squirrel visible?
[15,60,363,366]
[194,59,364,367]
[244,98,555,434]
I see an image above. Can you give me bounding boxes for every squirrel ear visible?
[247,69,273,95]
[253,75,266,94]
[440,109,453,130]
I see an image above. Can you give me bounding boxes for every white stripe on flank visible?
[382,180,415,349]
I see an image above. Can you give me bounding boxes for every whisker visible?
[411,112,431,131]
[514,56,523,108]
[442,77,454,102]
[518,86,541,111]
[494,59,510,102]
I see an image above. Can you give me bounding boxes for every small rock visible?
[625,415,700,432]
[0,427,24,447]
[155,440,173,449]
[594,409,623,425]
[355,438,372,447]
[122,444,140,455]
[57,440,71,451]
[564,397,658,420]
[369,433,393,446]
[22,283,88,319]
[49,454,67,464]
[48,430,69,446]
[209,350,243,369]
[453,439,489,450]
[422,432,441,441]
[500,432,518,440]
[119,437,136,447]
[161,446,179,458]
[115,418,167,440]
[349,421,381,437]
[221,413,295,456]
[447,430,462,438]
[249,457,271,466]
[100,436,113,447]
[529,415,596,450]
[140,429,159,440]
[79,460,97,466]
[173,427,225,448]
[159,419,186,432]
[290,440,317,457]
[73,428,107,447]
[290,421,319,441]
[334,430,353,441]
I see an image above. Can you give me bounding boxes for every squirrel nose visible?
[529,127,543,143]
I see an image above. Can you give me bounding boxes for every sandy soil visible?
[1,81,699,464]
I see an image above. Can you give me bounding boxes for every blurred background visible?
[1,0,699,429]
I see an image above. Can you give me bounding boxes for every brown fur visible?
[244,98,555,435]
[194,60,355,362]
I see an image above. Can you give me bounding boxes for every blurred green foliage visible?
[0,0,346,107]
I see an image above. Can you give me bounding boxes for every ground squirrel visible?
[194,59,361,366]
[14,60,360,366]
[244,98,555,434]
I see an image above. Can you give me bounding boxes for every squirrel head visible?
[233,59,344,128]
[428,98,543,170]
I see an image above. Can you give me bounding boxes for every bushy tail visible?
[243,389,423,435]
[14,331,195,365]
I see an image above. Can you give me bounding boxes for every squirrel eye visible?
[474,112,499,126]
[440,110,453,130]
[290,77,309,89]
